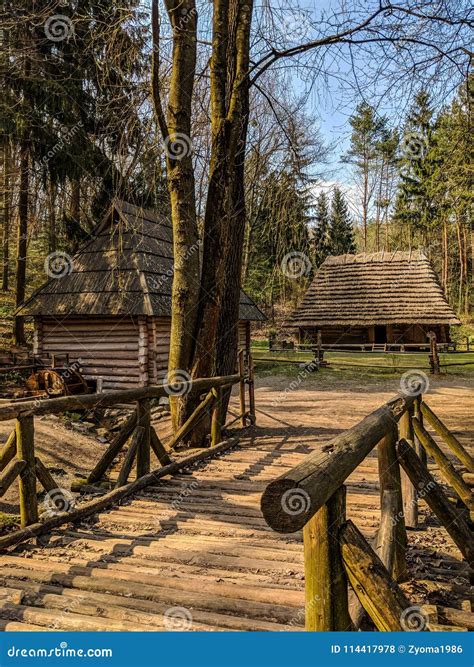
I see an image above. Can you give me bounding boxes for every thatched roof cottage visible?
[19,200,265,389]
[285,251,459,348]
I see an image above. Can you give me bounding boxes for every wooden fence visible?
[0,359,255,550]
[261,394,474,631]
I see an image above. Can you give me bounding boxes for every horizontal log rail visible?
[0,360,256,542]
[261,393,414,533]
[260,393,473,631]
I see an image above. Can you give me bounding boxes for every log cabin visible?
[19,200,265,390]
[285,251,460,348]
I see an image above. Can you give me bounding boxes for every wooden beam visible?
[375,490,399,576]
[0,431,16,472]
[421,402,474,472]
[339,520,415,631]
[210,388,222,448]
[248,353,256,425]
[238,350,246,427]
[399,406,418,528]
[0,437,239,551]
[0,459,26,498]
[412,417,473,510]
[34,457,61,493]
[0,374,241,422]
[150,427,172,467]
[87,411,137,483]
[304,486,352,631]
[136,400,151,478]
[261,394,415,533]
[168,390,216,451]
[115,427,143,488]
[16,416,38,527]
[377,424,407,581]
[396,439,474,565]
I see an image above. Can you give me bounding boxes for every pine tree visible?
[313,192,331,266]
[329,188,356,255]
[344,103,386,250]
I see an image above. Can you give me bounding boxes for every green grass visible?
[251,345,474,379]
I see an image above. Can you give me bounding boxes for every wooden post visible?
[115,427,143,488]
[399,406,417,528]
[420,402,474,472]
[168,390,216,450]
[238,349,246,427]
[0,459,26,498]
[136,399,151,478]
[210,387,222,447]
[414,395,427,466]
[150,427,172,467]
[304,486,352,631]
[248,352,256,425]
[339,520,414,631]
[412,417,472,510]
[397,439,474,564]
[87,411,137,483]
[377,424,407,581]
[16,416,38,527]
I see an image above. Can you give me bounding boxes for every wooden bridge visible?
[0,371,472,632]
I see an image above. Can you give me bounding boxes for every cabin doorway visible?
[374,325,387,344]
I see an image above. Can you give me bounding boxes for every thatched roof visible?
[20,200,265,321]
[285,250,460,328]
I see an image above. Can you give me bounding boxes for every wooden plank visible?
[0,438,239,551]
[399,406,417,528]
[136,400,151,477]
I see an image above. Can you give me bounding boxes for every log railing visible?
[0,363,255,548]
[261,393,474,631]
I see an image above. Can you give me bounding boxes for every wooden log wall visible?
[38,316,252,390]
[39,317,142,390]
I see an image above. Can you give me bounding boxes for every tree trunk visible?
[1,141,11,291]
[14,142,29,346]
[48,178,57,255]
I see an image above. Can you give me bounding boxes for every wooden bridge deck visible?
[0,385,472,631]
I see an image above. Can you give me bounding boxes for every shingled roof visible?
[285,250,460,327]
[20,200,265,321]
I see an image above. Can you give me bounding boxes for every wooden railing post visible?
[377,423,407,581]
[16,416,38,527]
[304,485,351,631]
[414,395,427,466]
[238,349,246,427]
[211,387,222,447]
[136,399,151,477]
[399,405,417,528]
[248,352,256,425]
